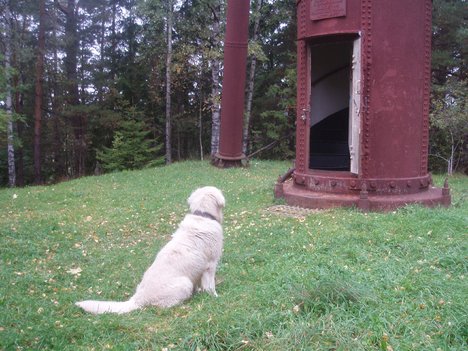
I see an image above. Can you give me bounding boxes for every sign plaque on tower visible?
[311,0,347,21]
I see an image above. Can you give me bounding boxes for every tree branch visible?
[56,0,68,15]
[429,153,449,162]
[247,132,294,159]
[206,3,219,22]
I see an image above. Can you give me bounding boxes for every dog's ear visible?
[208,187,225,209]
[187,192,194,207]
[187,187,201,207]
[214,190,225,208]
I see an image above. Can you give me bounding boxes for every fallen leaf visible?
[67,267,82,275]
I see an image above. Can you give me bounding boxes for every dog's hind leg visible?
[156,276,194,308]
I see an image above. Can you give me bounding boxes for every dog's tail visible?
[75,298,139,314]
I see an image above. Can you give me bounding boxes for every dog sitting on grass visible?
[75,186,225,314]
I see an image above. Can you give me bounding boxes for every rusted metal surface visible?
[280,0,450,211]
[281,179,450,212]
[214,0,250,167]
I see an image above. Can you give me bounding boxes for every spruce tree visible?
[96,120,162,172]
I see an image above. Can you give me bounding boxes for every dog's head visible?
[187,186,225,223]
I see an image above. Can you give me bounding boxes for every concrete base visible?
[278,180,451,212]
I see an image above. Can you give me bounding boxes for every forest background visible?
[0,0,466,187]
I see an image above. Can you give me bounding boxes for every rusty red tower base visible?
[276,0,451,211]
[213,0,250,168]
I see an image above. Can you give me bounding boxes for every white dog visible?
[75,186,225,314]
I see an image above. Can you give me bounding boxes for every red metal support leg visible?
[213,0,250,168]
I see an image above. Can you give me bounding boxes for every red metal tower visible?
[276,0,450,210]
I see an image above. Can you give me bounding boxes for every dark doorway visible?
[309,107,350,170]
[309,39,354,171]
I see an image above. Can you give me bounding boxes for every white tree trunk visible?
[5,3,16,187]
[211,58,221,156]
[448,132,455,175]
[210,7,222,157]
[243,0,263,155]
[199,88,204,160]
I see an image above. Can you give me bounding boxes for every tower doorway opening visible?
[309,37,361,173]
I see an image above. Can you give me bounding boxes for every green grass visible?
[1,160,467,350]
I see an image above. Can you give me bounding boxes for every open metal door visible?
[349,37,361,175]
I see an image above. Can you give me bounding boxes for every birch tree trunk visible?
[4,3,16,187]
[243,0,263,155]
[199,89,204,160]
[210,58,221,157]
[165,0,173,164]
[210,3,222,157]
[33,0,46,184]
[448,132,455,176]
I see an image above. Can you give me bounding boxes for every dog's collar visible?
[193,210,218,222]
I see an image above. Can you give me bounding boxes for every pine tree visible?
[96,120,162,172]
[3,1,16,186]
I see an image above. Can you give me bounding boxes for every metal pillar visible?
[214,0,250,168]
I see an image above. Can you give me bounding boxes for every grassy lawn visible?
[1,160,467,350]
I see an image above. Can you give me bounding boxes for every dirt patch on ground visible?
[264,205,325,218]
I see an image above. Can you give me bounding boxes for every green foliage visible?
[0,161,466,350]
[252,64,296,159]
[430,78,468,173]
[96,119,163,172]
[1,0,467,186]
[432,0,467,83]
[249,0,297,159]
[0,53,5,99]
[0,110,6,135]
[430,0,468,174]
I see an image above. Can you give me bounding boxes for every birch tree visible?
[207,1,223,157]
[430,79,468,175]
[3,2,16,187]
[243,0,263,155]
